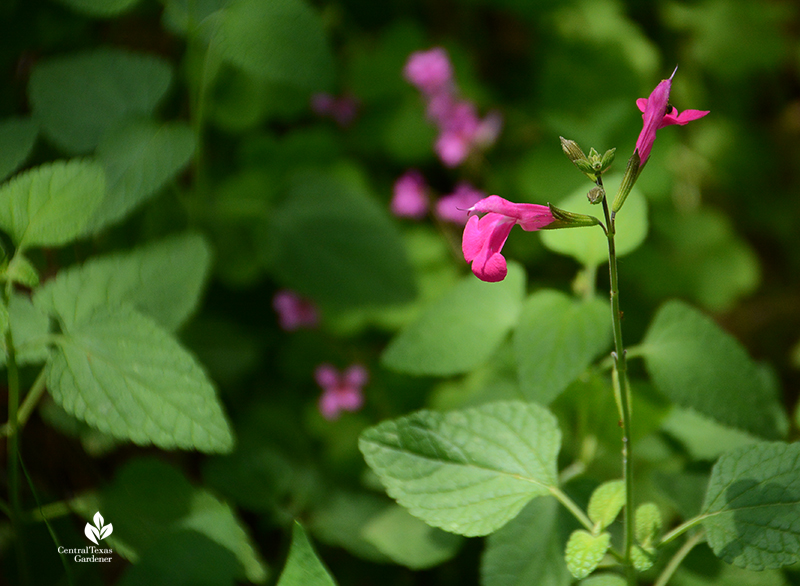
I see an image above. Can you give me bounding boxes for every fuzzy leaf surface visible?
[701,442,800,570]
[359,401,560,537]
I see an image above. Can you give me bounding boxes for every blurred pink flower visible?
[273,290,319,331]
[391,170,429,219]
[311,93,359,127]
[436,182,486,224]
[462,196,555,282]
[315,364,368,420]
[403,47,453,95]
[635,68,709,165]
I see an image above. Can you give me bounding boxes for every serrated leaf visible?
[268,170,415,309]
[631,543,656,572]
[361,504,463,569]
[541,173,648,266]
[3,293,50,366]
[0,117,38,182]
[565,529,611,579]
[481,496,572,586]
[211,0,334,91]
[382,263,525,376]
[642,300,786,438]
[0,160,105,250]
[46,305,233,453]
[55,0,140,17]
[359,401,560,537]
[29,49,172,153]
[75,457,267,583]
[634,502,662,546]
[34,232,210,332]
[514,290,611,404]
[277,522,337,586]
[90,120,195,232]
[587,480,626,531]
[701,441,800,570]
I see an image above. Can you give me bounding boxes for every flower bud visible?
[587,186,605,204]
[600,148,616,172]
[560,137,595,177]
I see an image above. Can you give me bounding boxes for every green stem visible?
[653,531,705,586]
[602,196,635,585]
[1,367,47,437]
[549,486,593,532]
[658,515,706,548]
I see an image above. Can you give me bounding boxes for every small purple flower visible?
[311,93,359,127]
[273,290,319,331]
[436,182,486,225]
[315,364,368,420]
[635,68,709,165]
[403,47,453,95]
[391,170,429,219]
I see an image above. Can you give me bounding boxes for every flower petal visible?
[663,108,710,126]
[470,196,554,231]
[463,212,515,282]
[314,364,339,389]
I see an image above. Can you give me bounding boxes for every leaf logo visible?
[84,511,113,545]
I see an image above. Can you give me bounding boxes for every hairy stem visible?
[602,196,635,585]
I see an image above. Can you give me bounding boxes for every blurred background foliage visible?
[1,0,800,584]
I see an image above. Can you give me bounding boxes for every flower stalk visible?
[601,195,636,584]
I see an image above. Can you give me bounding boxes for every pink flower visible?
[273,290,319,331]
[404,47,453,95]
[391,170,429,219]
[315,364,368,420]
[462,196,556,282]
[311,93,359,127]
[635,68,709,165]
[436,182,486,225]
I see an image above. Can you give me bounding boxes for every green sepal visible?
[565,529,611,580]
[587,186,605,205]
[544,203,601,230]
[610,152,641,213]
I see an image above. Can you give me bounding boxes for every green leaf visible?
[642,300,786,438]
[382,263,525,376]
[268,170,416,309]
[211,0,334,91]
[46,305,233,453]
[359,401,561,537]
[75,457,267,583]
[540,172,648,266]
[579,574,627,586]
[90,120,195,232]
[514,290,611,403]
[0,117,38,182]
[481,496,572,586]
[701,441,800,570]
[361,505,463,569]
[631,544,656,572]
[29,48,172,153]
[6,254,39,288]
[587,480,626,531]
[634,503,662,546]
[277,522,337,586]
[55,0,140,17]
[565,529,611,580]
[0,160,105,250]
[35,233,210,332]
[3,293,50,366]
[661,407,758,462]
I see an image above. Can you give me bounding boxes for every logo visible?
[84,511,113,545]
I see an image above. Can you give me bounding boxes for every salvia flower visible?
[273,290,319,331]
[391,170,429,219]
[436,181,486,225]
[462,196,556,282]
[315,364,368,420]
[310,93,359,127]
[404,47,454,95]
[635,68,709,166]
[404,47,501,167]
